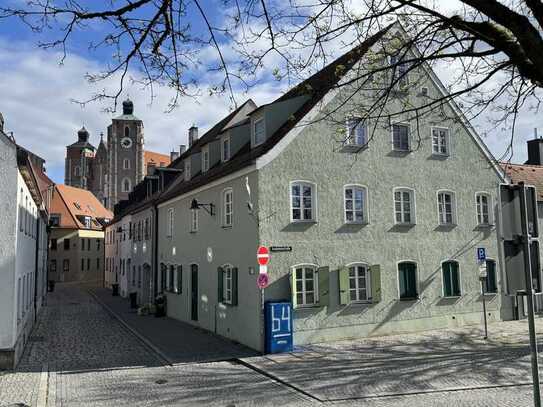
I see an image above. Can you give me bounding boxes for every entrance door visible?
[191,264,198,321]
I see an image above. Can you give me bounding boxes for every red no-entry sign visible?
[257,246,269,266]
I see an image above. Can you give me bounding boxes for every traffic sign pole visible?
[519,182,541,407]
[480,278,488,340]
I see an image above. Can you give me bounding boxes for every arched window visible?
[123,158,130,170]
[442,260,461,297]
[122,178,131,192]
[476,192,491,226]
[393,188,415,225]
[222,188,233,227]
[398,261,417,300]
[344,185,368,224]
[437,190,456,225]
[124,126,130,138]
[348,263,370,302]
[292,264,318,307]
[290,181,316,222]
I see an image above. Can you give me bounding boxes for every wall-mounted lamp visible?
[190,198,214,216]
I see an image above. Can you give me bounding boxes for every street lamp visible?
[190,198,214,216]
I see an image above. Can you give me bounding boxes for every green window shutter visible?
[443,263,452,297]
[217,267,224,303]
[232,267,239,306]
[408,263,418,298]
[370,265,381,302]
[338,267,350,305]
[451,262,460,296]
[398,266,406,299]
[290,270,298,308]
[317,266,330,306]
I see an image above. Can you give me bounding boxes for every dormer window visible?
[184,159,191,181]
[202,146,210,173]
[84,216,92,229]
[221,136,231,162]
[254,118,265,146]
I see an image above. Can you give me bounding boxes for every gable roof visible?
[157,26,392,205]
[501,162,543,200]
[52,184,113,229]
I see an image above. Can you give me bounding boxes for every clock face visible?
[121,137,133,149]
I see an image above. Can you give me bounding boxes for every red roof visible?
[144,150,170,168]
[501,162,543,200]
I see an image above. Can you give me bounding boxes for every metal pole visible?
[519,182,541,407]
[481,280,488,340]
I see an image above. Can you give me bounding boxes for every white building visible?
[0,115,51,369]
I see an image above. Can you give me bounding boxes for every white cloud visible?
[0,39,281,184]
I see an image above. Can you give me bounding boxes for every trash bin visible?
[48,280,55,292]
[112,283,119,296]
[154,294,166,317]
[129,292,138,309]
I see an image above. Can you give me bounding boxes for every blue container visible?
[265,301,293,353]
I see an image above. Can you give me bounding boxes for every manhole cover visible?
[155,379,168,385]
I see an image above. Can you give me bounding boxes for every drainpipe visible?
[33,217,39,323]
[152,201,159,299]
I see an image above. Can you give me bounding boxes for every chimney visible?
[526,128,543,165]
[170,150,180,162]
[179,144,186,155]
[188,126,198,147]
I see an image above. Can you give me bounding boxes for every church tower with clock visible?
[65,97,171,211]
[106,98,145,209]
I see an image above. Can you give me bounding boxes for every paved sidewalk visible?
[242,319,543,402]
[89,287,257,364]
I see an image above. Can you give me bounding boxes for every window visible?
[390,54,409,87]
[96,239,101,251]
[122,178,131,193]
[349,264,371,302]
[132,265,136,286]
[223,188,233,227]
[175,266,182,293]
[254,118,265,145]
[398,262,418,300]
[51,239,57,251]
[63,259,69,272]
[64,238,70,250]
[184,159,191,181]
[125,127,130,138]
[291,182,315,222]
[87,258,91,271]
[74,166,81,177]
[294,265,318,306]
[394,188,415,224]
[344,185,367,224]
[202,146,210,173]
[167,208,174,237]
[84,216,91,229]
[392,123,410,151]
[81,238,85,251]
[437,191,456,225]
[484,259,498,293]
[81,258,85,272]
[222,136,231,161]
[432,127,449,155]
[96,258,100,270]
[17,278,21,321]
[24,197,28,235]
[218,265,238,305]
[476,193,491,225]
[19,189,23,231]
[345,118,367,147]
[442,261,461,297]
[138,266,141,289]
[145,219,149,240]
[50,260,57,273]
[190,209,198,233]
[123,159,131,170]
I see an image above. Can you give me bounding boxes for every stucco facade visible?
[0,133,49,368]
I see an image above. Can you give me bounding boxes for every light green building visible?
[135,25,512,352]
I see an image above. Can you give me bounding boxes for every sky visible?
[0,0,540,184]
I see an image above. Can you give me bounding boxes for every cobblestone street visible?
[1,284,543,406]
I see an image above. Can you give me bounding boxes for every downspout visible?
[33,217,39,323]
[152,201,159,299]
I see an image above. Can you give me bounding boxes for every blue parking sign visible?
[265,302,293,354]
[477,247,486,263]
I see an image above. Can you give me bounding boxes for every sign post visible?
[519,183,541,407]
[477,247,488,340]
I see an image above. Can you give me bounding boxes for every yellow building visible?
[48,184,112,285]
